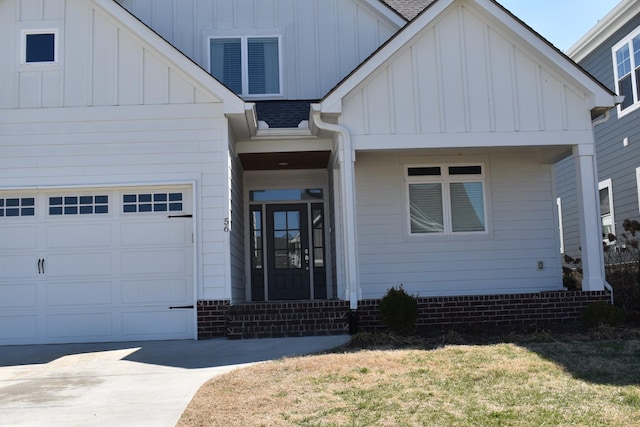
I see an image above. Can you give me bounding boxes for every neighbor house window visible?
[599,179,615,244]
[209,36,280,96]
[612,27,640,116]
[406,165,486,235]
[23,30,57,64]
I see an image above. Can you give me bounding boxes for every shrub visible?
[378,285,419,335]
[581,301,626,328]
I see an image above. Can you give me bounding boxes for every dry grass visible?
[178,331,640,427]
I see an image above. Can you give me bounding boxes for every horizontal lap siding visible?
[0,104,230,301]
[557,13,640,256]
[355,150,562,299]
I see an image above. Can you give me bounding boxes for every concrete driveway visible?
[0,335,351,426]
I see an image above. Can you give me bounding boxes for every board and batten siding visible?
[342,2,591,139]
[0,0,221,109]
[355,150,562,298]
[116,0,400,100]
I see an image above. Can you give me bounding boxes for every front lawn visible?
[178,328,640,426]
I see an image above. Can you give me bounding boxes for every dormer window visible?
[23,30,57,64]
[612,27,640,117]
[209,36,281,97]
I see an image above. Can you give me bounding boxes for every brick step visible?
[226,301,350,339]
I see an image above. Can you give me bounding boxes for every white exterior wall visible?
[0,104,231,301]
[355,149,562,298]
[342,2,592,139]
[116,0,400,100]
[0,0,235,302]
[0,0,220,109]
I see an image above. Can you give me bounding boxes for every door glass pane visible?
[409,183,444,233]
[274,230,288,250]
[450,182,485,232]
[250,209,263,269]
[286,211,300,229]
[273,211,287,230]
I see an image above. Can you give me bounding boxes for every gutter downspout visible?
[311,106,360,312]
[591,108,614,305]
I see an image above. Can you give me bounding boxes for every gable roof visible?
[566,0,640,62]
[320,0,616,117]
[381,0,436,20]
[95,0,248,116]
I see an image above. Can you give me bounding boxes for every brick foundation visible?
[358,291,611,332]
[196,291,611,339]
[197,300,230,339]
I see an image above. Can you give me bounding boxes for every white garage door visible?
[0,186,195,345]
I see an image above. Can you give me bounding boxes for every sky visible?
[498,0,622,51]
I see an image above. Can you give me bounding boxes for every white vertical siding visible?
[0,0,221,109]
[342,3,592,137]
[355,149,563,299]
[116,0,401,100]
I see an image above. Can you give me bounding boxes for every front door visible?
[266,204,310,300]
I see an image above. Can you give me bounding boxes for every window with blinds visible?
[612,28,640,116]
[209,36,280,96]
[406,165,486,235]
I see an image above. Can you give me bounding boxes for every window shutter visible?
[248,37,279,95]
[450,182,485,232]
[210,38,242,94]
[409,183,444,233]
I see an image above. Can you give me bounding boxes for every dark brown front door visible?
[266,204,311,300]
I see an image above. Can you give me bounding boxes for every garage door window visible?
[123,192,183,213]
[0,197,35,217]
[49,195,108,215]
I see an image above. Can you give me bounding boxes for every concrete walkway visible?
[0,335,351,426]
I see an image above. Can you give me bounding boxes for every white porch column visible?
[573,144,606,291]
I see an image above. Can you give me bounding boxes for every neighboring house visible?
[557,0,640,260]
[0,0,616,345]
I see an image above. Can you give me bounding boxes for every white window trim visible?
[404,163,488,237]
[21,29,59,65]
[599,178,615,244]
[612,26,640,118]
[207,35,283,98]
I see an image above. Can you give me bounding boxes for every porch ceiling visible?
[239,151,331,170]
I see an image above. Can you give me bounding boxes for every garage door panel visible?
[0,315,38,340]
[47,312,112,338]
[0,283,38,308]
[45,223,112,249]
[0,226,38,250]
[0,186,194,345]
[121,278,190,304]
[122,310,192,336]
[46,281,112,306]
[0,255,38,279]
[120,221,190,246]
[46,252,113,277]
[121,250,189,275]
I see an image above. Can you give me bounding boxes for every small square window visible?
[24,31,57,64]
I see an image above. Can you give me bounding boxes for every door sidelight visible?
[304,248,310,271]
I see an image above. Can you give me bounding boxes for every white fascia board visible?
[321,0,455,114]
[475,0,615,109]
[567,0,640,63]
[91,0,247,115]
[361,0,408,27]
